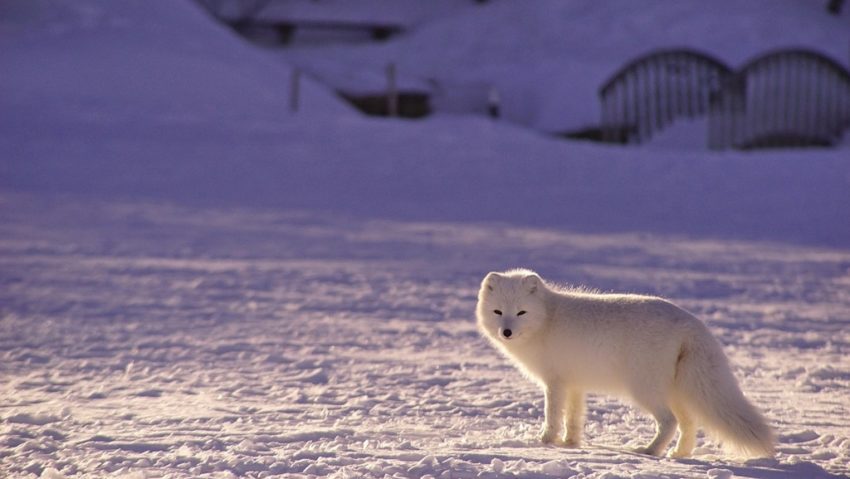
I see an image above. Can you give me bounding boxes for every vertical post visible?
[707,82,720,149]
[828,67,842,137]
[635,64,644,142]
[629,69,640,143]
[694,62,705,115]
[733,74,747,148]
[825,67,836,138]
[803,57,816,141]
[386,62,398,117]
[723,77,742,148]
[653,59,663,130]
[600,89,608,143]
[720,73,731,146]
[788,56,799,143]
[760,62,772,141]
[780,55,792,142]
[664,55,675,126]
[487,85,501,119]
[692,61,701,117]
[618,83,628,143]
[815,61,826,143]
[600,86,612,143]
[745,64,755,146]
[675,54,687,117]
[600,85,612,143]
[642,62,652,142]
[289,68,301,113]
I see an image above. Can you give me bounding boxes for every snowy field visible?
[2,194,850,478]
[2,1,850,478]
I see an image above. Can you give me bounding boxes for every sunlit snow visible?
[1,1,849,478]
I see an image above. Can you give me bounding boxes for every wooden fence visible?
[599,49,732,144]
[599,48,850,149]
[708,49,850,149]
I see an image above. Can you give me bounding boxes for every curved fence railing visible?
[599,49,732,144]
[708,49,850,149]
[598,48,850,149]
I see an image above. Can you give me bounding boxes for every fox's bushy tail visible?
[675,328,775,458]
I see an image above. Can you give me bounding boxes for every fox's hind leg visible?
[670,402,696,458]
[632,399,677,456]
[564,390,585,447]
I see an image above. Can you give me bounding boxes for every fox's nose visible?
[502,328,512,339]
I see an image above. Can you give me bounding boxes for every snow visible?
[0,0,352,124]
[279,0,850,131]
[2,195,850,478]
[2,1,850,478]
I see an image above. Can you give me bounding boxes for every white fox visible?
[476,269,774,458]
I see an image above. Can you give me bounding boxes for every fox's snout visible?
[499,327,513,339]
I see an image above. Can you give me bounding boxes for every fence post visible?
[487,85,501,119]
[601,48,850,149]
[707,87,720,149]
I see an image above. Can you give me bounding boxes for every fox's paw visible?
[539,431,565,446]
[564,437,582,448]
[668,449,692,459]
[632,446,663,456]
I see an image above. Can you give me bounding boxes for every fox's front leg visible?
[540,384,566,445]
[564,390,585,447]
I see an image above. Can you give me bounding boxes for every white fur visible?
[476,268,774,458]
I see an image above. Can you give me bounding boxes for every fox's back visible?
[536,291,702,390]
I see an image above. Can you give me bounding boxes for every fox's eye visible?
[517,310,527,316]
[493,310,503,315]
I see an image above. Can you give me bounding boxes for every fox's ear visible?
[522,273,541,294]
[483,272,502,291]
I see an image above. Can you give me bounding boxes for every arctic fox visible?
[476,269,774,458]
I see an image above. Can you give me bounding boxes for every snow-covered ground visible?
[2,1,850,478]
[2,193,850,478]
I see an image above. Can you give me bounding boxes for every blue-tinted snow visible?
[280,0,850,131]
[1,1,850,478]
